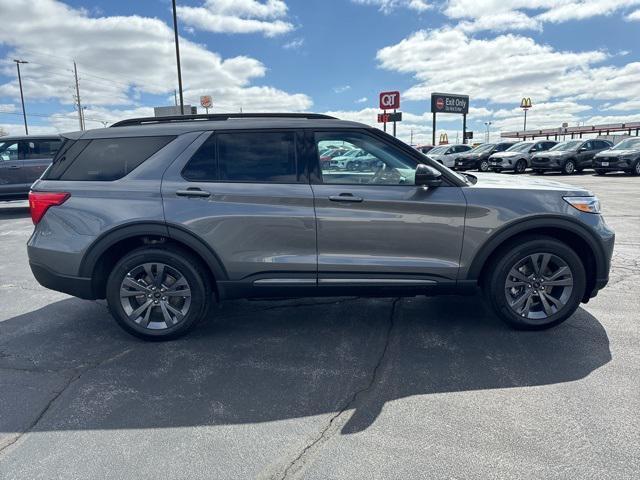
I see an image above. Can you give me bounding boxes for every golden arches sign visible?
[439,133,449,144]
[520,97,532,109]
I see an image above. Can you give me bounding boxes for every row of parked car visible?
[416,137,640,176]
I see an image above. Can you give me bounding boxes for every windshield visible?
[471,143,494,153]
[428,146,448,155]
[612,138,640,150]
[549,140,583,151]
[506,142,534,152]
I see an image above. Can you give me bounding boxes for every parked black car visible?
[593,137,640,176]
[454,142,514,172]
[531,139,612,174]
[0,135,62,200]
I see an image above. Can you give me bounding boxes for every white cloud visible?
[0,103,16,113]
[282,38,304,50]
[602,99,640,111]
[355,97,369,103]
[443,0,640,32]
[352,0,432,14]
[0,0,311,131]
[333,85,352,94]
[626,8,640,19]
[177,0,293,37]
[376,27,640,107]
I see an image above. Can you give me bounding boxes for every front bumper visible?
[30,261,97,299]
[454,157,480,170]
[531,157,563,170]
[593,157,632,171]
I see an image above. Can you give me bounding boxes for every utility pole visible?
[410,129,414,145]
[174,89,178,106]
[13,59,29,135]
[171,0,185,115]
[484,121,492,143]
[73,61,84,130]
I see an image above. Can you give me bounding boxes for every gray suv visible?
[531,139,613,175]
[489,140,557,173]
[0,135,62,200]
[27,114,614,340]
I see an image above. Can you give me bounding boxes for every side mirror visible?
[578,146,588,152]
[415,164,442,187]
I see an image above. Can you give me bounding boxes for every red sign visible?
[379,91,400,110]
[377,113,390,123]
[435,97,445,110]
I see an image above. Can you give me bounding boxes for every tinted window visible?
[50,136,174,181]
[495,143,510,152]
[218,131,297,183]
[24,139,62,159]
[182,134,216,181]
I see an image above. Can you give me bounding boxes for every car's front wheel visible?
[562,159,576,175]
[479,160,489,172]
[629,160,640,176]
[483,236,586,330]
[514,159,527,174]
[106,246,213,340]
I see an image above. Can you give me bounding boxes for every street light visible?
[13,59,29,135]
[520,97,532,132]
[171,0,185,115]
[484,121,492,143]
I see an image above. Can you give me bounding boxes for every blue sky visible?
[1,0,639,144]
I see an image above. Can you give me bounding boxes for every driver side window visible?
[0,142,19,162]
[316,131,417,185]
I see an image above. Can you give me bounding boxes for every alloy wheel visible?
[119,262,192,330]
[504,253,574,321]
[479,160,489,172]
[564,160,575,174]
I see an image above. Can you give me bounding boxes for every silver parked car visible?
[489,140,557,173]
[426,144,472,168]
[27,113,614,340]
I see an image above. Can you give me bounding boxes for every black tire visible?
[106,246,213,340]
[595,169,607,176]
[514,159,527,174]
[562,159,576,175]
[630,160,640,176]
[483,236,586,330]
[479,159,489,172]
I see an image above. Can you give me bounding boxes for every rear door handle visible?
[329,193,363,203]
[176,188,211,198]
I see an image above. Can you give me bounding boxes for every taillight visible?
[28,191,70,225]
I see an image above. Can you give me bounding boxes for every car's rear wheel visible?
[479,160,489,172]
[514,159,527,174]
[106,247,212,340]
[562,159,576,175]
[484,236,586,330]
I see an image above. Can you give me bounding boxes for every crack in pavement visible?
[272,297,400,480]
[0,347,134,455]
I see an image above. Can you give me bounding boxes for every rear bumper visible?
[30,261,97,300]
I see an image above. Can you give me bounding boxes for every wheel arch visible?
[467,216,607,302]
[79,222,228,299]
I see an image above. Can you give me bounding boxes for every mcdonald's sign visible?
[520,97,532,109]
[439,133,449,145]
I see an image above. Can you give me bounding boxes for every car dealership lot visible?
[0,173,638,479]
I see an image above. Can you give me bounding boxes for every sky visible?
[0,0,639,145]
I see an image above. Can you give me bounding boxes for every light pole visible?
[13,59,29,135]
[171,0,185,115]
[520,97,532,133]
[484,121,492,143]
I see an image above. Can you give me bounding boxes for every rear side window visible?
[24,139,62,159]
[45,136,174,181]
[218,131,297,183]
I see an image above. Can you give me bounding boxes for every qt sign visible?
[379,91,400,110]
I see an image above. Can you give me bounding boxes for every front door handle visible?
[9,165,20,169]
[176,188,211,198]
[329,193,363,203]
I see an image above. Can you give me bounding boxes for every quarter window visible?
[182,134,216,181]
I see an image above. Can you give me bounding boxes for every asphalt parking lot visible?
[0,172,638,479]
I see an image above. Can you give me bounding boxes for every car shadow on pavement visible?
[0,294,611,439]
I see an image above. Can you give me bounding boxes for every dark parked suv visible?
[531,139,612,175]
[592,137,640,176]
[454,142,514,172]
[27,114,614,340]
[0,135,62,200]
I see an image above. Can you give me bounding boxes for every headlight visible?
[564,196,601,214]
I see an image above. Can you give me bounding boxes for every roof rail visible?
[110,113,337,128]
